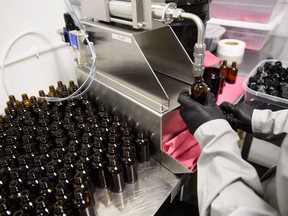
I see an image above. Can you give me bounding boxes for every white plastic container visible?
[210,0,281,23]
[243,59,288,108]
[204,23,226,52]
[207,12,284,51]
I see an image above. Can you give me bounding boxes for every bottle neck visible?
[194,76,203,84]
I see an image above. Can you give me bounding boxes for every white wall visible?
[0,0,77,115]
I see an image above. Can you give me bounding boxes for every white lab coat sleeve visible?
[253,109,288,216]
[252,109,288,138]
[194,119,279,216]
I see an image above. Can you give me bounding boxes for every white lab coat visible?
[194,109,288,216]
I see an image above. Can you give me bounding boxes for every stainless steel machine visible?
[69,0,208,173]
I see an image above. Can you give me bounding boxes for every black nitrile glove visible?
[177,89,225,134]
[220,102,254,133]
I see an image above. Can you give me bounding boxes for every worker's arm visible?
[220,102,288,146]
[252,109,288,142]
[194,119,278,216]
[252,109,288,216]
[178,91,279,216]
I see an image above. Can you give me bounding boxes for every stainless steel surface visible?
[77,67,193,173]
[80,0,193,30]
[83,20,169,113]
[81,0,110,22]
[82,20,194,113]
[92,158,187,216]
[133,26,194,85]
[109,1,133,20]
[108,0,145,29]
[80,0,167,30]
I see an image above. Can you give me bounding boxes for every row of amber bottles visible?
[220,60,238,84]
[0,80,150,215]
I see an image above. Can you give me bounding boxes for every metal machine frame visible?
[74,0,207,173]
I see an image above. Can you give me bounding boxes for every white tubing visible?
[38,0,97,102]
[0,0,97,102]
[0,30,55,96]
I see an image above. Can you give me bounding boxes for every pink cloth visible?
[217,76,246,105]
[204,51,222,67]
[162,130,202,171]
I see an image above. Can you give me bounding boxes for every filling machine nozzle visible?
[152,5,206,77]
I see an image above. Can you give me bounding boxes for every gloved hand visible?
[177,89,225,134]
[220,101,254,133]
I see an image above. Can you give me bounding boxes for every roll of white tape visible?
[217,39,246,65]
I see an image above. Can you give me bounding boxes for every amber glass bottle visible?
[121,146,137,184]
[73,186,92,215]
[191,76,209,105]
[38,90,47,105]
[35,196,51,215]
[220,60,229,81]
[0,115,4,124]
[107,155,125,193]
[8,95,20,109]
[56,81,64,96]
[48,85,57,98]
[227,61,238,84]
[68,80,78,95]
[21,94,30,109]
[53,199,72,216]
[135,130,149,163]
[0,198,13,216]
[19,190,35,215]
[90,153,108,188]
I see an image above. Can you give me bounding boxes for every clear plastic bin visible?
[204,23,226,52]
[208,12,284,51]
[210,0,281,23]
[222,26,271,51]
[243,59,288,108]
